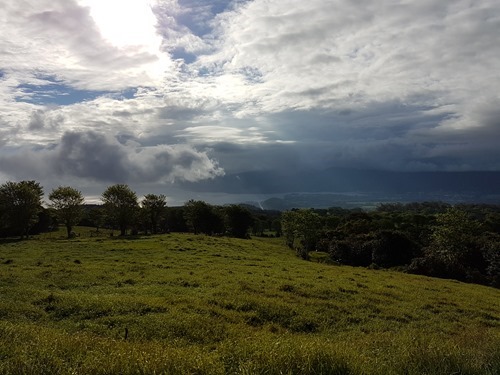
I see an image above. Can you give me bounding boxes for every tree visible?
[271,219,282,237]
[477,233,500,287]
[0,180,44,239]
[141,194,167,234]
[49,186,84,238]
[429,208,481,266]
[281,211,299,248]
[370,230,417,268]
[101,184,139,236]
[420,208,484,280]
[31,207,57,235]
[224,205,254,238]
[281,209,322,259]
[252,218,265,237]
[164,206,188,232]
[184,200,224,235]
[87,207,106,232]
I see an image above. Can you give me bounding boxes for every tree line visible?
[281,202,500,288]
[2,180,497,288]
[0,181,266,240]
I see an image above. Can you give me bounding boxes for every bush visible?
[481,235,500,287]
[329,235,373,267]
[407,255,452,279]
[371,230,418,268]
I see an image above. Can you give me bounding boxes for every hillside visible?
[0,230,499,374]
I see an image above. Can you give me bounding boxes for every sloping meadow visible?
[0,231,499,374]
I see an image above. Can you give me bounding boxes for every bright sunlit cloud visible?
[77,0,160,53]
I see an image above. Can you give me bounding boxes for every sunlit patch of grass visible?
[0,229,499,374]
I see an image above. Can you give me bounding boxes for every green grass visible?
[0,228,499,374]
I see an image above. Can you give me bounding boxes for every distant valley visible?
[180,168,500,210]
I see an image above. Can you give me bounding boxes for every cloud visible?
[0,0,168,92]
[180,125,268,144]
[0,130,224,184]
[0,0,500,200]
[27,109,65,131]
[201,0,499,113]
[27,110,47,131]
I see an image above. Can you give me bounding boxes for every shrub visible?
[329,235,373,267]
[371,230,418,268]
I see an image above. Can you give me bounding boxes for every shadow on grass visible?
[109,235,147,241]
[0,237,24,245]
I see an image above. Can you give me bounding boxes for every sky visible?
[0,0,499,205]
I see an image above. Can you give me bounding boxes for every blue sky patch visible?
[171,48,197,64]
[16,82,109,105]
[108,88,137,100]
[177,0,233,37]
[15,76,137,105]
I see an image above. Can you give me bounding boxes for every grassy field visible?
[0,228,499,374]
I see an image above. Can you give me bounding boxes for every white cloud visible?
[186,0,498,127]
[0,0,171,91]
[181,125,267,144]
[77,0,160,52]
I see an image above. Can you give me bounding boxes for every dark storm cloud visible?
[0,130,224,184]
[54,131,130,181]
[204,142,303,174]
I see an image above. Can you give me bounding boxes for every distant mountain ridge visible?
[177,168,500,210]
[181,168,500,195]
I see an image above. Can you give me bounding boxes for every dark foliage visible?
[184,200,225,235]
[0,180,44,238]
[283,203,500,288]
[224,205,254,238]
[164,207,188,232]
[371,230,418,268]
[329,235,374,267]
